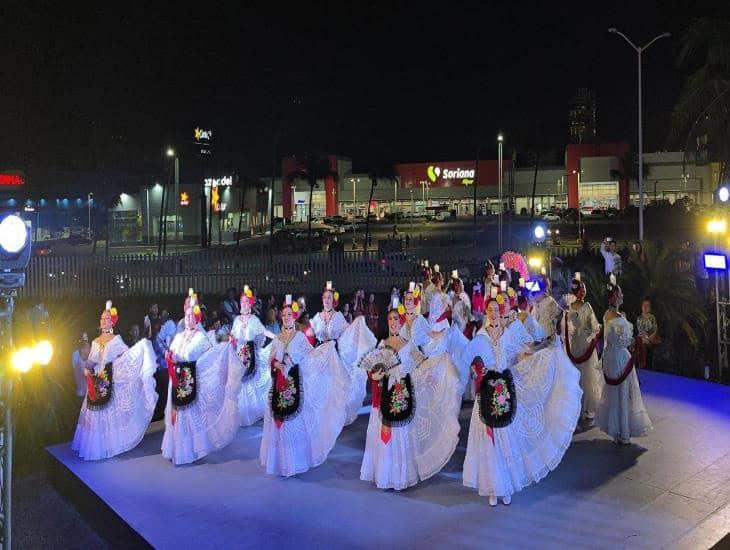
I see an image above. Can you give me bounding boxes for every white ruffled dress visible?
[162,329,243,465]
[565,302,604,418]
[408,295,471,397]
[260,331,350,477]
[597,315,653,440]
[360,340,462,490]
[72,336,158,460]
[310,311,373,425]
[231,314,273,426]
[462,321,582,498]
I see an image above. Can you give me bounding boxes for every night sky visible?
[1,2,728,179]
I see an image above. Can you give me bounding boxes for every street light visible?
[718,186,729,203]
[497,133,504,250]
[165,147,180,247]
[533,224,546,242]
[608,27,671,242]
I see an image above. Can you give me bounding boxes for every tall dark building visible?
[568,88,597,144]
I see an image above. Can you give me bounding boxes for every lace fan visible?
[356,346,401,374]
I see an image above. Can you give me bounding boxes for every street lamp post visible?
[87,192,93,238]
[608,27,670,242]
[497,133,504,250]
[166,148,180,246]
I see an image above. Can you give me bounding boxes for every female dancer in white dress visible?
[517,292,546,342]
[359,304,461,490]
[462,299,582,505]
[162,295,243,465]
[260,296,351,477]
[72,301,158,460]
[597,282,653,444]
[399,282,430,346]
[230,285,275,426]
[310,281,373,425]
[420,271,471,392]
[449,271,472,334]
[564,278,604,421]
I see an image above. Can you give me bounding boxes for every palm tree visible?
[364,164,397,253]
[671,17,730,186]
[286,153,338,251]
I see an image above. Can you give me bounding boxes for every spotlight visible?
[719,186,729,203]
[528,256,543,269]
[533,225,546,241]
[0,215,27,254]
[11,348,33,373]
[0,214,32,290]
[32,340,54,366]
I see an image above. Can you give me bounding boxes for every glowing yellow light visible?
[11,348,34,373]
[707,219,727,235]
[32,340,54,366]
[528,256,543,269]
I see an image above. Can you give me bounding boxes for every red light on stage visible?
[0,173,24,186]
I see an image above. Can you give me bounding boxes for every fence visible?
[18,244,586,300]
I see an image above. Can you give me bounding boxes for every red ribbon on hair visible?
[564,313,601,364]
[85,372,96,401]
[165,351,178,387]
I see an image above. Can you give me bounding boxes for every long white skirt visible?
[162,345,243,465]
[337,316,373,425]
[71,340,158,461]
[239,344,272,426]
[576,350,603,418]
[463,343,582,497]
[597,349,652,440]
[260,343,350,477]
[361,353,461,490]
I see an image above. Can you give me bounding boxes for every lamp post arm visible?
[642,32,671,52]
[609,28,639,52]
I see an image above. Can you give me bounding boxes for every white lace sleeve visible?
[461,334,497,369]
[329,312,349,340]
[287,332,314,365]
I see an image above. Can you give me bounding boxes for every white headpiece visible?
[391,296,400,310]
[434,264,440,273]
[188,288,194,298]
[424,260,429,268]
[408,281,415,293]
[490,287,498,299]
[574,272,581,282]
[451,269,459,279]
[609,273,617,286]
[105,300,112,311]
[326,281,333,291]
[285,294,292,305]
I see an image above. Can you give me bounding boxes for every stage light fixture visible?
[0,215,27,254]
[719,186,730,203]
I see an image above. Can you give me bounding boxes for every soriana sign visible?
[0,172,25,186]
[395,160,508,189]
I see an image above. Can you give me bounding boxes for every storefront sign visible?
[194,127,213,142]
[0,172,25,186]
[204,176,233,187]
[179,192,190,206]
[194,127,213,155]
[427,165,475,185]
[396,161,507,189]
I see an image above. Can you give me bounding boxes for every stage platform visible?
[48,370,730,549]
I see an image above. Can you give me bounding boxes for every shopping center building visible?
[278,145,721,222]
[1,143,722,245]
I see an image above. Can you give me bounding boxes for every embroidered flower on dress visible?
[176,366,195,400]
[489,377,511,417]
[276,375,298,409]
[389,379,410,415]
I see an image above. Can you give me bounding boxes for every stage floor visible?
[48,370,730,550]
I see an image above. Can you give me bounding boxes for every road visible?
[35,214,672,257]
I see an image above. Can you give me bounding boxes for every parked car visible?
[562,208,583,222]
[541,211,561,222]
